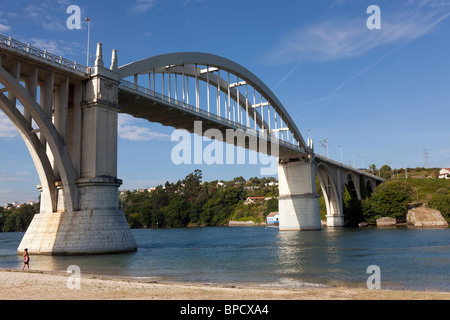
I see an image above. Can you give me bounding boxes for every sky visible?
[0,0,450,204]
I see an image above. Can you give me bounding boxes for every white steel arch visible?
[118,52,309,152]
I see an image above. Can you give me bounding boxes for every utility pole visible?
[403,162,408,178]
[320,138,328,157]
[352,151,355,168]
[387,160,393,179]
[423,147,430,168]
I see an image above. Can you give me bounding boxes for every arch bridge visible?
[0,35,383,255]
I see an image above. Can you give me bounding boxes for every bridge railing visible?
[119,79,303,153]
[0,34,91,75]
[314,153,382,180]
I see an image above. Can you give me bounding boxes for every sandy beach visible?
[0,269,449,300]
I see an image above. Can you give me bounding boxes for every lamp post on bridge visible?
[352,151,355,168]
[85,17,91,68]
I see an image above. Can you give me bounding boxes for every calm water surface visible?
[1,227,449,291]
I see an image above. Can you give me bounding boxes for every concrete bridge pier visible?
[16,44,137,255]
[278,158,322,231]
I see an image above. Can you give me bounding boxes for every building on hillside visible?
[266,212,279,226]
[439,168,450,179]
[244,197,265,205]
[3,203,13,210]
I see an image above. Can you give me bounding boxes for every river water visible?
[1,226,449,292]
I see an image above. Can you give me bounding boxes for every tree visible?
[183,169,202,203]
[428,193,450,221]
[362,180,416,223]
[162,197,190,227]
[343,185,363,227]
[1,204,37,232]
[264,198,278,216]
[379,165,392,180]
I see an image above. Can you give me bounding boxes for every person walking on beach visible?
[21,248,30,271]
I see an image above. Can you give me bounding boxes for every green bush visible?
[362,180,416,223]
[428,193,450,221]
[0,204,38,232]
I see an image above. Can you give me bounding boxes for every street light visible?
[85,17,91,67]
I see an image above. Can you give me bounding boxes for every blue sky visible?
[0,0,450,204]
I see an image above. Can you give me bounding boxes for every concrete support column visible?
[327,215,344,227]
[327,170,345,227]
[278,158,322,231]
[25,67,38,126]
[18,46,136,255]
[8,61,20,105]
[316,165,344,228]
[71,83,82,177]
[53,77,69,182]
[54,77,69,143]
[39,72,54,146]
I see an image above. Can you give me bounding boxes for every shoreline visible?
[0,268,449,300]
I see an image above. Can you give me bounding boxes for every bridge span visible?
[0,35,383,255]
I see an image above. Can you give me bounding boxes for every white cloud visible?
[0,112,18,139]
[264,4,450,64]
[129,0,157,14]
[26,38,79,60]
[0,23,10,32]
[24,3,67,32]
[118,114,169,141]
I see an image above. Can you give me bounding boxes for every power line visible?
[319,138,328,157]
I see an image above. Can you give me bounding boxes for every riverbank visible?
[0,269,449,300]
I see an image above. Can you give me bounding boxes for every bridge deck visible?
[0,35,89,81]
[118,82,306,159]
[118,82,383,182]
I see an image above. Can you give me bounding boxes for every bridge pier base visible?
[326,215,345,227]
[278,159,322,231]
[17,209,137,255]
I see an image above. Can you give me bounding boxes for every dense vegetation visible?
[359,166,450,224]
[1,166,449,232]
[122,170,279,228]
[0,203,39,232]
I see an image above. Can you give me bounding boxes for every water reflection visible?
[25,252,139,276]
[1,227,449,290]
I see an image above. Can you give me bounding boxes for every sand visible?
[0,269,449,300]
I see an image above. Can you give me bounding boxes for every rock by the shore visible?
[407,207,448,228]
[228,220,266,227]
[358,222,368,227]
[376,217,396,228]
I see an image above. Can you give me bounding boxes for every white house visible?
[266,212,279,225]
[439,168,450,179]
